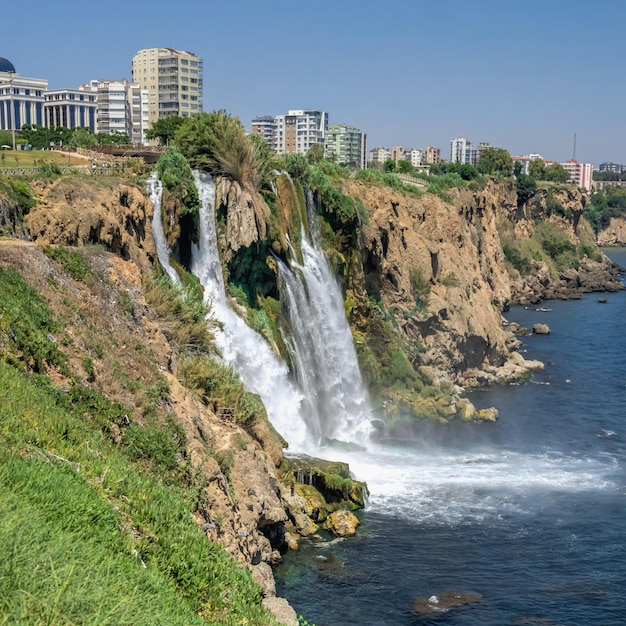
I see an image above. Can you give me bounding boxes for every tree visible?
[528,158,545,180]
[397,160,414,174]
[68,127,98,148]
[383,158,396,173]
[515,173,537,205]
[545,162,570,183]
[145,116,185,146]
[306,143,325,165]
[513,161,523,177]
[174,110,273,189]
[97,130,130,146]
[476,147,513,177]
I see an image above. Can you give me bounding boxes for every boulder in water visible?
[533,323,551,335]
[325,509,360,537]
[414,590,483,615]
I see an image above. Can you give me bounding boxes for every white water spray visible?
[277,190,373,444]
[147,173,182,287]
[190,171,311,450]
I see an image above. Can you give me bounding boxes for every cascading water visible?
[276,189,373,445]
[190,171,311,450]
[147,173,182,287]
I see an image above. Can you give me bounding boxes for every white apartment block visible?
[131,48,203,127]
[451,136,472,163]
[325,124,367,169]
[81,79,149,144]
[273,109,328,155]
[561,159,593,191]
[409,149,423,167]
[369,146,391,164]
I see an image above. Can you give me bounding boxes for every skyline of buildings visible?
[0,51,616,190]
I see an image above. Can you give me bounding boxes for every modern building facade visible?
[423,145,441,164]
[43,89,97,131]
[0,57,48,137]
[451,136,471,163]
[131,48,203,126]
[369,146,391,164]
[81,79,149,144]
[251,115,277,145]
[561,159,593,191]
[599,162,626,174]
[409,149,423,167]
[325,124,367,169]
[273,109,328,155]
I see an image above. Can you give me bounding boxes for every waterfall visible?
[147,173,182,287]
[276,189,373,445]
[190,171,311,451]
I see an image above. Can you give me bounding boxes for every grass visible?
[0,149,86,167]
[0,361,278,626]
[0,252,279,625]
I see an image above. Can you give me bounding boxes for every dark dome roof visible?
[0,57,16,73]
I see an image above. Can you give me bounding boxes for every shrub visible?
[43,245,94,282]
[0,266,68,373]
[156,148,199,215]
[410,267,431,308]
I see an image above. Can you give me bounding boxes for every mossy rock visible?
[294,483,328,523]
[281,454,368,510]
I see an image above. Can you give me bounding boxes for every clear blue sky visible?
[4,0,625,164]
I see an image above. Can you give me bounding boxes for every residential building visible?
[273,109,328,155]
[423,145,441,164]
[131,48,203,126]
[561,159,593,191]
[0,57,48,137]
[451,136,471,163]
[43,89,97,131]
[251,115,276,146]
[409,149,423,167]
[325,124,367,169]
[80,79,149,144]
[391,145,406,163]
[369,146,391,164]
[599,162,626,174]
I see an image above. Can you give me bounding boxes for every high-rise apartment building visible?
[81,79,149,144]
[325,124,367,169]
[409,149,423,167]
[274,109,328,155]
[423,146,441,164]
[451,136,472,163]
[561,159,593,191]
[251,115,277,146]
[131,48,203,127]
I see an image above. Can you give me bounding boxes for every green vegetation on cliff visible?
[0,254,279,625]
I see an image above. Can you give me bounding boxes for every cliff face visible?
[346,180,537,388]
[597,216,626,247]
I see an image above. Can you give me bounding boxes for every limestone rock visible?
[326,509,360,537]
[262,597,298,626]
[533,323,550,335]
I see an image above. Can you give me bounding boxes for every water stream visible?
[147,172,182,287]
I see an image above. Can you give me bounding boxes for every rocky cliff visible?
[2,167,622,624]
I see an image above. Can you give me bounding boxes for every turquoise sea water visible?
[275,250,626,626]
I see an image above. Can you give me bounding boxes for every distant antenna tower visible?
[572,133,577,161]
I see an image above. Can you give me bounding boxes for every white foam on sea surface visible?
[333,443,618,525]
